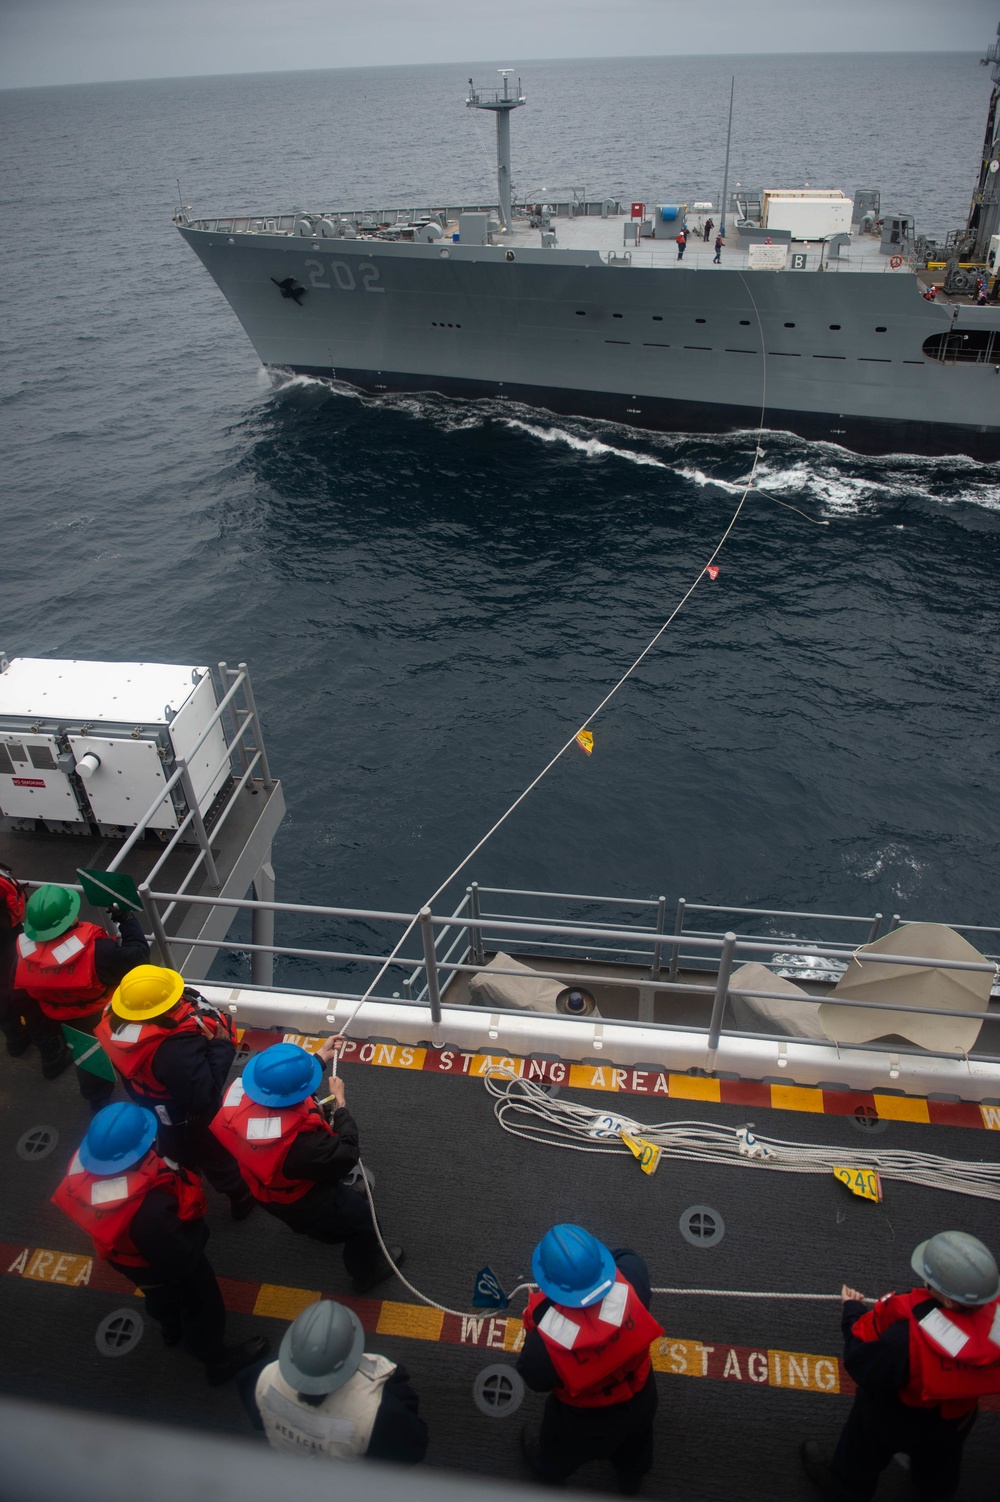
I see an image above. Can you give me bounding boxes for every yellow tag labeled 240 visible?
[620,1130,661,1176]
[832,1166,881,1202]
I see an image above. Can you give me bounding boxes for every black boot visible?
[352,1245,405,1295]
[39,1038,72,1080]
[205,1335,269,1386]
[4,1022,32,1058]
[800,1440,839,1502]
[229,1188,256,1222]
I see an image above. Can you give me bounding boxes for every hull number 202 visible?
[304,259,384,292]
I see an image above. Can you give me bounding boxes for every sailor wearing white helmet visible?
[802,1230,1000,1500]
[239,1298,428,1464]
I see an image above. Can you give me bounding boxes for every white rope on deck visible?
[484,1071,1000,1203]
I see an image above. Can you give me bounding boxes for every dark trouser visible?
[111,1253,227,1367]
[0,940,25,1045]
[0,989,27,1044]
[830,1388,975,1502]
[25,999,114,1105]
[265,1181,384,1279]
[531,1369,657,1486]
[133,1104,247,1201]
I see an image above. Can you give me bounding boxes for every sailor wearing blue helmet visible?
[517,1224,664,1491]
[212,1038,404,1294]
[53,1102,267,1384]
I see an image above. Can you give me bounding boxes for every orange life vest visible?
[52,1146,207,1267]
[210,1079,334,1203]
[852,1288,1000,1419]
[524,1272,664,1408]
[15,921,113,1018]
[95,996,237,1102]
[0,869,25,929]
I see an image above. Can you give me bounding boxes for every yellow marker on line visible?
[575,730,594,756]
[832,1166,881,1203]
[620,1129,661,1175]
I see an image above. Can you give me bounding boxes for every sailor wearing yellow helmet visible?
[95,964,254,1219]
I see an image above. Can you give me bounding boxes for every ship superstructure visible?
[176,47,1000,461]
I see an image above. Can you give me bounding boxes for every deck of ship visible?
[3,1020,998,1499]
[497,218,906,277]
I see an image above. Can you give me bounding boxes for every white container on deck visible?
[761,189,853,240]
[0,658,230,836]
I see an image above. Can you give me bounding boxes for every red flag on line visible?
[706,565,720,580]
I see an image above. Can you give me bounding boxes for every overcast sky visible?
[2,0,997,90]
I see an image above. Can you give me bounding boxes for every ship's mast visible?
[466,69,526,232]
[966,23,1000,259]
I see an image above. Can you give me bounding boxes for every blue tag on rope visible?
[472,1265,509,1310]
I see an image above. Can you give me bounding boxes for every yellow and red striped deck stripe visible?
[237,1028,1000,1132]
[6,1240,1000,1411]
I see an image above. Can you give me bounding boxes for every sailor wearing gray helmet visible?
[801,1231,1000,1501]
[240,1297,428,1464]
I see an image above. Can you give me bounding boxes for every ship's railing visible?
[55,876,998,1069]
[183,200,621,235]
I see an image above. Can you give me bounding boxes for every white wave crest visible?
[503,418,672,468]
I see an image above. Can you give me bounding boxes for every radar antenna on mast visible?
[466,69,526,231]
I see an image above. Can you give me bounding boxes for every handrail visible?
[144,892,1000,975]
[106,676,258,882]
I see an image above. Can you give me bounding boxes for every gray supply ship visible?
[180,39,1000,463]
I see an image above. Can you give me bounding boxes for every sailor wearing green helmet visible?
[13,882,149,1104]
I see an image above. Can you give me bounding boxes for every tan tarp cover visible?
[817,922,992,1053]
[728,962,827,1040]
[468,952,565,1013]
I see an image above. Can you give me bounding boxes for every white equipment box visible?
[762,189,853,241]
[0,658,231,837]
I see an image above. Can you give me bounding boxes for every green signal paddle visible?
[61,1024,116,1083]
[76,868,143,913]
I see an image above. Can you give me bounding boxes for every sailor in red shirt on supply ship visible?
[801,1230,1000,1501]
[14,883,149,1103]
[96,964,254,1219]
[53,1102,267,1384]
[211,1039,404,1293]
[516,1224,664,1493]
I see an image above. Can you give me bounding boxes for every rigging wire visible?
[334,286,769,1049]
[320,267,862,1319]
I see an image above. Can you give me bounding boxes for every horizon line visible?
[0,46,984,95]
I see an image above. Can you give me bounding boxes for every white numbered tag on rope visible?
[736,1127,774,1160]
[589,1113,628,1139]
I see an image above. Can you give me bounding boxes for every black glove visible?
[107,903,127,922]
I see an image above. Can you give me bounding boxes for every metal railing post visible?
[707,932,737,1053]
[218,661,251,777]
[251,859,275,988]
[649,895,667,980]
[139,882,175,969]
[238,662,273,789]
[668,897,686,982]
[177,758,221,888]
[867,912,883,944]
[890,913,901,932]
[467,883,486,967]
[420,906,442,1024]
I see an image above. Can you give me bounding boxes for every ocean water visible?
[1,52,999,986]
